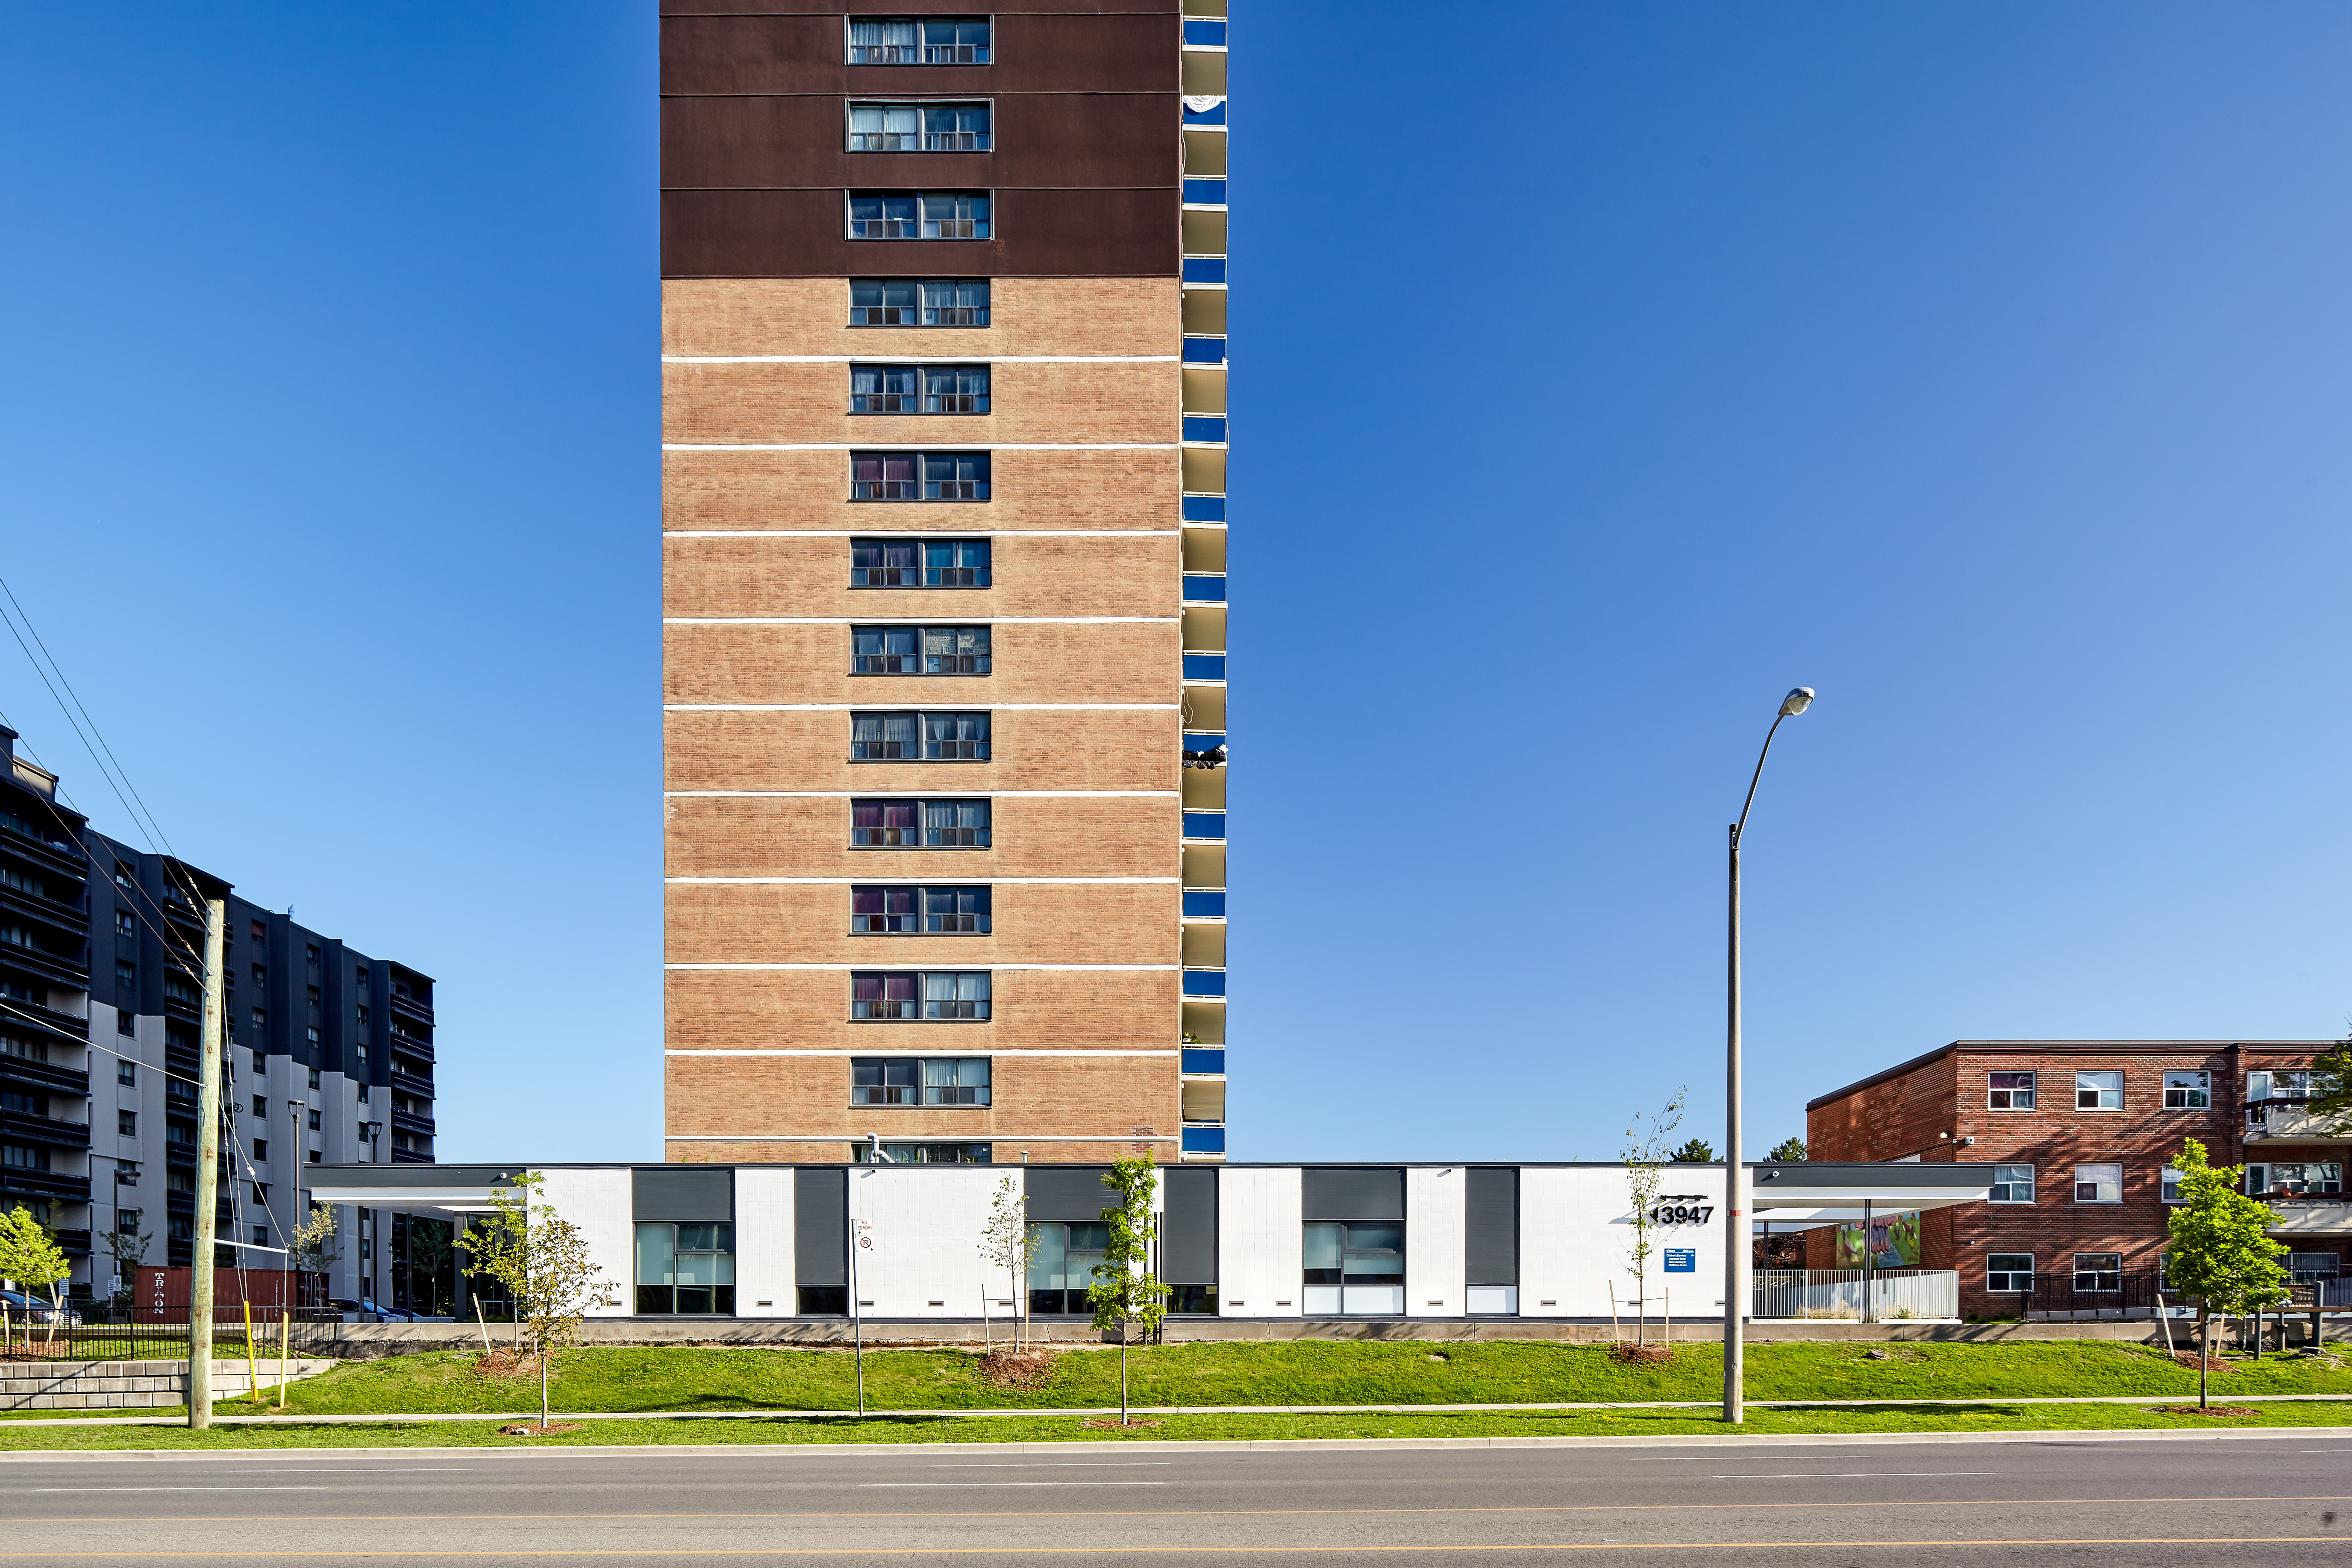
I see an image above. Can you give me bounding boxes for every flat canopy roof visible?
[306,1161,1993,1228]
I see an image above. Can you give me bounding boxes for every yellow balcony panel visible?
[1181,1000,1226,1043]
[1181,767,1226,810]
[1182,291,1228,335]
[1182,924,1227,968]
[1182,528,1226,572]
[1181,448,1227,497]
[1182,129,1227,177]
[1182,686,1226,731]
[1182,845,1226,889]
[1182,1080,1227,1124]
[1182,210,1228,257]
[1182,368,1227,414]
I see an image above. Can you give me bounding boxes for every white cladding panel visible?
[733,1166,795,1317]
[1518,1166,1727,1319]
[847,1166,1001,1317]
[536,1167,634,1318]
[1217,1166,1302,1316]
[1404,1166,1466,1318]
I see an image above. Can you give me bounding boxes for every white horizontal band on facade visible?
[664,703,1179,712]
[662,355,1182,365]
[666,876,1178,885]
[664,443,1176,453]
[664,1049,1178,1058]
[664,963,1181,971]
[662,617,1176,626]
[662,789,1178,798]
[662,530,1182,538]
[662,1133,1178,1142]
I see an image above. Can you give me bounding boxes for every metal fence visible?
[2021,1271,2176,1320]
[0,1316,344,1365]
[1752,1268,1958,1321]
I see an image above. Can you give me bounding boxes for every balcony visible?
[388,1068,435,1100]
[0,939,89,990]
[390,1035,435,1065]
[50,1227,91,1256]
[2245,1104,2352,1145]
[1182,1126,1226,1155]
[1182,573,1226,603]
[1182,812,1226,842]
[1181,970,1226,999]
[1181,98,1226,128]
[0,883,91,940]
[0,998,88,1044]
[0,1108,90,1150]
[0,1168,91,1202]
[1181,257,1227,283]
[1182,653,1227,682]
[0,1052,89,1097]
[1182,415,1228,445]
[391,1109,436,1137]
[1182,178,1228,208]
[1181,1047,1226,1076]
[1181,891,1226,921]
[0,817,89,877]
[2263,1199,2352,1237]
[391,1145,435,1165]
[1181,1077,1225,1126]
[391,991,435,1026]
[1182,336,1227,366]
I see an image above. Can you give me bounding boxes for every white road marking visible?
[861,1481,1169,1488]
[1713,1472,1996,1480]
[930,1463,1172,1469]
[31,1486,336,1493]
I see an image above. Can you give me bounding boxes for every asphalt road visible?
[2,1433,2349,1565]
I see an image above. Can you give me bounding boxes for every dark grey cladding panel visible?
[1160,1165,1217,1286]
[1024,1165,1115,1221]
[795,1168,847,1285]
[1465,1167,1519,1286]
[1302,1167,1404,1221]
[633,1166,734,1224]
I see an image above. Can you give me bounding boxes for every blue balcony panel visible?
[1182,812,1227,839]
[1182,574,1226,602]
[1181,496,1227,523]
[1181,891,1226,920]
[1182,653,1227,681]
[1182,970,1227,998]
[1181,1047,1228,1076]
[1182,1126,1227,1154]
[1182,179,1229,207]
[1182,415,1229,444]
[1181,257,1228,284]
[1182,99,1228,127]
[1181,337,1228,365]
[1182,20,1228,47]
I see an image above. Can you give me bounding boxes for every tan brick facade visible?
[663,278,1181,359]
[664,534,1179,620]
[664,447,1179,533]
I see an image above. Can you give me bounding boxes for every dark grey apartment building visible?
[0,726,450,1314]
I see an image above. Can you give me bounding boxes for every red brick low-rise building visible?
[1807,1041,2347,1318]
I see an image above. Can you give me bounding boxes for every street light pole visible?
[1723,686,1814,1426]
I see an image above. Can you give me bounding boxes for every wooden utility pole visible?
[187,897,226,1430]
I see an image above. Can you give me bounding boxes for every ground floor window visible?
[856,1142,991,1164]
[798,1285,848,1315]
[1302,1221,1404,1316]
[1986,1254,2033,1293]
[635,1222,735,1315]
[1027,1222,1107,1315]
[2072,1253,2123,1292]
[2287,1252,2342,1281]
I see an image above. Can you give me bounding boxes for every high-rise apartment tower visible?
[662,5,1230,1164]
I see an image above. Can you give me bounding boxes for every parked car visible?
[0,1288,83,1327]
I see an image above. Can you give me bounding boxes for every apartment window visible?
[2075,1070,2123,1110]
[2073,1163,2123,1203]
[2162,1070,2210,1109]
[2250,1161,2342,1197]
[1985,1253,2033,1293]
[1,1143,47,1173]
[1987,1071,2036,1109]
[635,1222,735,1315]
[168,1214,193,1240]
[850,278,991,328]
[1990,1164,2034,1203]
[851,451,990,500]
[355,966,370,988]
[306,944,320,966]
[1026,1221,1107,1314]
[851,363,991,415]
[117,1208,141,1235]
[249,921,266,942]
[848,16,991,65]
[852,885,991,935]
[860,1141,991,1164]
[2161,1165,2183,1204]
[850,711,991,761]
[306,1067,320,1090]
[115,909,137,937]
[851,1056,991,1106]
[850,798,991,849]
[851,539,990,589]
[250,1050,264,1076]
[848,102,991,153]
[252,1139,266,1161]
[2073,1253,2123,1292]
[117,1110,136,1136]
[2248,1070,2316,1101]
[250,1009,266,1038]
[307,1109,321,1131]
[306,986,320,1007]
[117,1009,135,1036]
[2288,1252,2342,1281]
[306,1027,320,1047]
[113,862,135,891]
[848,192,991,241]
[117,1059,135,1086]
[851,971,990,1020]
[250,1095,265,1117]
[116,960,136,988]
[1303,1222,1407,1316]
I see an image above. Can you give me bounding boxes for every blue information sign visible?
[1662,1248,1697,1274]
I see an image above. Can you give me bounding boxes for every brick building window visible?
[2248,1069,2315,1101]
[850,711,991,761]
[2161,1165,2183,1203]
[851,451,991,501]
[848,103,991,153]
[851,799,991,848]
[2073,1163,2122,1203]
[849,279,990,328]
[2072,1253,2123,1292]
[2249,1161,2342,1197]
[1990,1164,2034,1203]
[1987,1071,2035,1109]
[850,885,991,934]
[850,1056,990,1105]
[847,18,991,66]
[850,971,990,1020]
[851,626,990,675]
[858,1141,992,1163]
[2075,1070,2123,1110]
[851,364,991,415]
[2161,1070,2210,1109]
[852,539,990,588]
[847,192,991,241]
[1985,1253,2033,1293]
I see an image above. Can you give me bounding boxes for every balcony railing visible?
[1182,574,1226,603]
[1182,178,1228,207]
[50,1227,91,1256]
[388,1068,435,1100]
[1,998,89,1043]
[391,1145,435,1164]
[1181,891,1226,920]
[1182,19,1228,47]
[1182,416,1229,444]
[390,1036,435,1065]
[1181,497,1226,523]
[0,1168,92,1202]
[1181,336,1228,365]
[1181,257,1227,283]
[391,1109,436,1136]
[0,883,93,938]
[0,1053,91,1096]
[2246,1104,2348,1141]
[1182,1126,1226,1154]
[1182,812,1226,840]
[0,1108,91,1149]
[1181,99,1227,127]
[391,991,435,1025]
[1182,654,1227,681]
[1753,1268,1958,1321]
[1181,1047,1226,1076]
[1181,970,1226,998]
[0,816,88,871]
[0,940,89,989]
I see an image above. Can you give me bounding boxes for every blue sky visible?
[3,3,2347,1166]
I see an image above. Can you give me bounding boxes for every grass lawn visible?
[2,1398,2349,1451]
[201,1338,2352,1419]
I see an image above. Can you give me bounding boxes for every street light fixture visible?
[1723,685,1814,1425]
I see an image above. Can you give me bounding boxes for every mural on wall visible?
[1834,1211,1920,1269]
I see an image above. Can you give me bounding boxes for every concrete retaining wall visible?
[0,1359,334,1411]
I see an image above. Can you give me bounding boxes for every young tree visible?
[1668,1138,1717,1164]
[467,1172,620,1429]
[100,1221,152,1310]
[0,1206,72,1347]
[1087,1153,1170,1425]
[2307,1038,2352,1136]
[1620,1088,1687,1346]
[2166,1138,2290,1409]
[979,1175,1038,1351]
[1765,1136,1808,1162]
[288,1203,341,1283]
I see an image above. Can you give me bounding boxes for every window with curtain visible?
[850,540,990,588]
[847,18,990,65]
[924,799,990,845]
[851,453,991,500]
[847,102,924,151]
[2072,1164,2122,1203]
[850,711,989,760]
[1986,1071,2035,1109]
[846,193,991,241]
[922,279,989,325]
[923,711,989,759]
[850,1057,988,1106]
[850,885,989,934]
[1990,1164,2034,1203]
[851,971,989,1021]
[848,279,990,327]
[850,364,990,415]
[850,798,990,847]
[2075,1070,2123,1110]
[851,972,920,1020]
[850,626,989,675]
